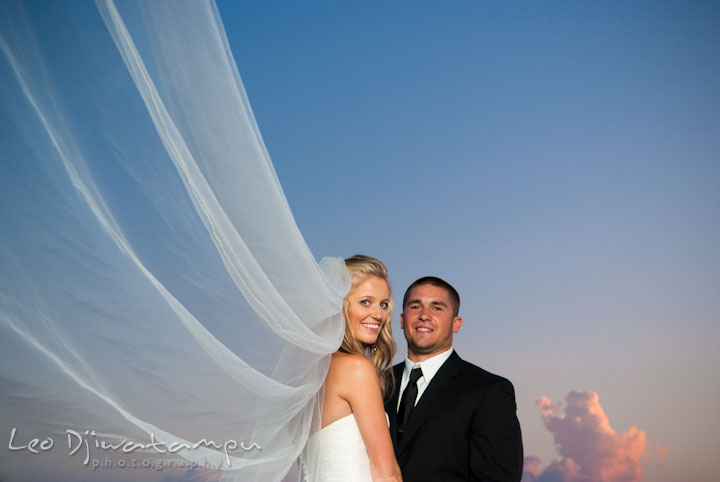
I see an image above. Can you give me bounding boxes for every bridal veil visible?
[0,1,347,480]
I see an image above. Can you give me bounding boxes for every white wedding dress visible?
[302,413,373,482]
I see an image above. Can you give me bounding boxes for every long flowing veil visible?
[0,1,348,480]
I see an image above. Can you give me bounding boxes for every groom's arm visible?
[469,378,523,482]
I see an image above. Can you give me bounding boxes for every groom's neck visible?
[407,346,453,363]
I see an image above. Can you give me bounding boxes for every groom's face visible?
[400,284,463,362]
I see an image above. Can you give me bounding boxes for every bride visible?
[1,2,398,481]
[303,255,402,482]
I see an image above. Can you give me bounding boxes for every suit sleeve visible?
[469,378,524,482]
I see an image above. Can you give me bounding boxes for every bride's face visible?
[346,276,391,346]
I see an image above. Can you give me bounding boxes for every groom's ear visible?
[399,312,405,329]
[452,316,463,333]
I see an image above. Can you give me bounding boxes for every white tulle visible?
[0,1,348,481]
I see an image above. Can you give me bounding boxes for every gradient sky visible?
[216,1,719,481]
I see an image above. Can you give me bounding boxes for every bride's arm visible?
[339,355,402,482]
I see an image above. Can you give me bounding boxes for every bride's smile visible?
[345,276,391,346]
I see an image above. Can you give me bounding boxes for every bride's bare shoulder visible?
[322,353,378,427]
[328,352,376,384]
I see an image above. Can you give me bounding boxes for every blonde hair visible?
[340,254,395,398]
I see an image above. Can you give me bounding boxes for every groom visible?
[385,276,523,481]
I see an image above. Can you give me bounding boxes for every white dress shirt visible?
[396,347,454,411]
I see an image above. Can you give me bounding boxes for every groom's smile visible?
[412,325,435,338]
[400,284,463,362]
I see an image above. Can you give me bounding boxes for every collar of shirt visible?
[397,347,454,410]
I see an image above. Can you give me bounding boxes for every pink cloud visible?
[523,390,659,482]
[656,445,667,462]
[523,456,542,480]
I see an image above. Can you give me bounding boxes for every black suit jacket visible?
[384,351,523,482]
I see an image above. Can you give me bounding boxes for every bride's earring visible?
[372,344,378,354]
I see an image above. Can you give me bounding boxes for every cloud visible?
[522,390,659,482]
[522,456,542,481]
[656,445,667,462]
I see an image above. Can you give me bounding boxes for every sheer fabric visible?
[0,1,347,480]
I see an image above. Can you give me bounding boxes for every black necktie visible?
[397,366,423,438]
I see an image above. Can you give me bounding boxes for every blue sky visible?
[217,1,719,480]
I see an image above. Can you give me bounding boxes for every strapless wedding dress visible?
[302,413,372,482]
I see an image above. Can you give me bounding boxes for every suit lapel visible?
[386,363,404,448]
[397,351,463,456]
